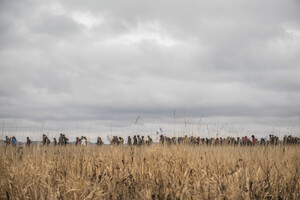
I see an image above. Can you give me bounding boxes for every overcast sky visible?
[1,0,300,141]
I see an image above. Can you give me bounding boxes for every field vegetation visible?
[1,145,300,199]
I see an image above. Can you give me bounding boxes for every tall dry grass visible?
[0,145,299,199]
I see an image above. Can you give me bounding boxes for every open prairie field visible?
[1,145,300,200]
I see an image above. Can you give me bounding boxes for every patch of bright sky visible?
[285,27,300,38]
[71,11,104,29]
[47,2,103,29]
[105,22,178,47]
[45,3,181,46]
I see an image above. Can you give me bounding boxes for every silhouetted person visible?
[119,137,124,145]
[133,135,137,145]
[26,137,32,147]
[75,137,80,146]
[147,135,153,145]
[127,136,132,145]
[5,136,11,146]
[42,134,50,146]
[252,135,256,146]
[97,137,103,146]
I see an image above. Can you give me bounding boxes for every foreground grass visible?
[0,145,300,199]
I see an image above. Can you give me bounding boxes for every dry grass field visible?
[0,145,300,200]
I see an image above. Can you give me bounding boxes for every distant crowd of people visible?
[158,134,300,146]
[41,134,69,146]
[3,134,300,147]
[111,135,154,145]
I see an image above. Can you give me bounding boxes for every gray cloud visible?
[32,15,83,37]
[0,0,300,140]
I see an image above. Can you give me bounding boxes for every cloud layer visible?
[1,0,300,141]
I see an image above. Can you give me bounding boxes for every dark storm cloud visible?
[0,0,300,138]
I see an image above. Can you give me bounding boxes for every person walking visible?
[5,136,11,146]
[26,137,32,147]
[133,135,137,145]
[81,136,87,146]
[12,136,17,146]
[127,136,132,145]
[97,137,103,146]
